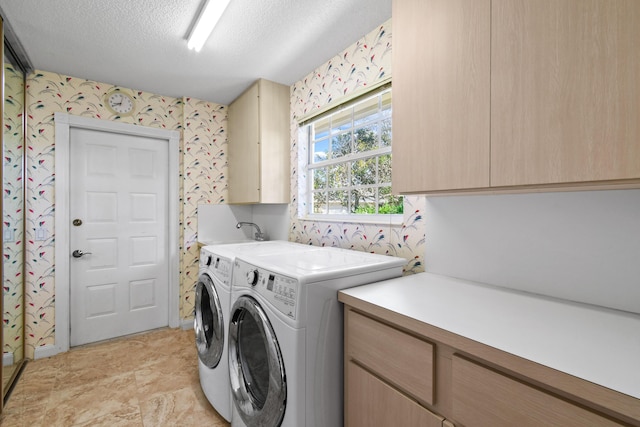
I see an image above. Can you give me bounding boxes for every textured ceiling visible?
[0,0,392,105]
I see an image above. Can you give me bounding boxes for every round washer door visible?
[229,295,286,427]
[194,273,224,368]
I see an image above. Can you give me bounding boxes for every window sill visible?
[300,214,404,226]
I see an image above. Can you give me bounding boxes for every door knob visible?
[72,249,92,258]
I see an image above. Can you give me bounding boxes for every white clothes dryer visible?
[228,247,406,427]
[195,241,318,422]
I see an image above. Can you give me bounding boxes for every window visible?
[305,87,402,218]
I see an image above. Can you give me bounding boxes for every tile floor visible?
[0,328,230,426]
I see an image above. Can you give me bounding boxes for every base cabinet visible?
[347,362,445,427]
[347,309,434,405]
[341,304,639,427]
[452,356,624,427]
[345,308,451,427]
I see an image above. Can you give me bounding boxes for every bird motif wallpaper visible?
[289,19,426,273]
[24,72,227,358]
[21,17,423,359]
[181,99,228,316]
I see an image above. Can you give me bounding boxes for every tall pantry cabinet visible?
[392,0,640,194]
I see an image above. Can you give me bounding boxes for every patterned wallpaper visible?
[24,70,226,358]
[288,19,426,274]
[3,62,25,359]
[181,99,228,318]
[19,18,425,358]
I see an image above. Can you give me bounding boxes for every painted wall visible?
[24,71,226,358]
[288,19,426,274]
[3,62,25,358]
[424,189,640,314]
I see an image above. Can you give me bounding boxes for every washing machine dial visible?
[246,269,259,286]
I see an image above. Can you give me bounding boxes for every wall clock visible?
[105,90,135,115]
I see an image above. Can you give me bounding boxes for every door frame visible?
[54,113,180,354]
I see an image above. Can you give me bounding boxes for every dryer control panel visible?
[234,259,299,320]
[212,255,232,284]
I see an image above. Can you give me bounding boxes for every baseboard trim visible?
[3,352,14,366]
[34,344,60,360]
[181,318,194,331]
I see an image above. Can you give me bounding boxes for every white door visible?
[69,127,169,346]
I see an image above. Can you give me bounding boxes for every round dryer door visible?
[229,296,286,427]
[194,273,224,368]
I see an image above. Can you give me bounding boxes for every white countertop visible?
[340,272,640,399]
[199,239,255,244]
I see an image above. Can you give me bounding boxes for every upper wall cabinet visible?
[491,0,640,187]
[228,79,290,204]
[392,0,640,194]
[392,0,491,193]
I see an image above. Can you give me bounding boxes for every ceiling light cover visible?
[187,0,232,52]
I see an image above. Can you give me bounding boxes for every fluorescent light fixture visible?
[187,0,232,52]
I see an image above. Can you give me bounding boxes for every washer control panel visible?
[201,249,232,284]
[212,256,232,283]
[234,259,299,319]
[199,249,211,269]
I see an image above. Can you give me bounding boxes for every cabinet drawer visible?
[346,309,434,404]
[347,361,443,427]
[451,355,624,427]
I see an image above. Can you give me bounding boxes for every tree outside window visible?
[307,87,402,216]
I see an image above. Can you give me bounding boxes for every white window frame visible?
[301,86,402,224]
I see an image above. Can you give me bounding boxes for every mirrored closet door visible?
[1,15,28,410]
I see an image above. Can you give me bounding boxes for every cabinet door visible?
[257,79,290,203]
[346,361,444,427]
[491,0,640,187]
[392,0,491,193]
[347,309,434,405]
[451,355,624,427]
[228,82,260,203]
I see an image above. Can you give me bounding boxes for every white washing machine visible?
[195,241,318,422]
[228,247,406,427]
